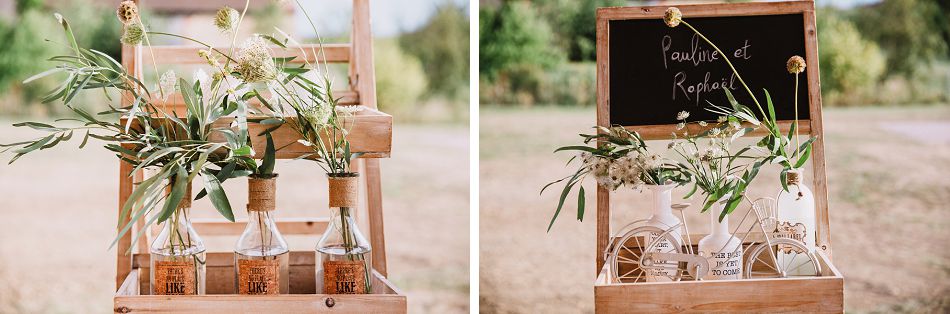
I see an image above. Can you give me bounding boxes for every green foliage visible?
[480,62,596,106]
[399,4,469,98]
[533,0,625,61]
[0,10,59,99]
[853,0,949,76]
[817,10,886,97]
[479,1,562,80]
[375,40,428,118]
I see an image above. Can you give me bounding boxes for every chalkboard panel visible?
[608,14,810,126]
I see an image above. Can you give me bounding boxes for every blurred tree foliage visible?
[375,40,428,118]
[817,10,886,97]
[533,0,625,62]
[853,0,949,76]
[479,1,561,80]
[399,4,470,99]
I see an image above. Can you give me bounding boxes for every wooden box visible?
[593,1,844,312]
[114,252,406,313]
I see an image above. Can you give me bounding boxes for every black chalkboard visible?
[608,14,810,126]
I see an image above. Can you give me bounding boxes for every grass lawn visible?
[480,105,950,313]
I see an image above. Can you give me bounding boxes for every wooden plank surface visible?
[596,0,813,20]
[142,44,351,65]
[156,90,360,114]
[119,106,393,159]
[152,217,329,237]
[595,252,843,313]
[802,5,833,259]
[627,120,811,140]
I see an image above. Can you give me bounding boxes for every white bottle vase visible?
[776,168,816,275]
[644,184,682,282]
[698,194,742,280]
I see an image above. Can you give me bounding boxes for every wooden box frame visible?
[594,1,843,312]
[112,1,406,313]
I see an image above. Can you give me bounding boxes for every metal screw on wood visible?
[325,297,336,308]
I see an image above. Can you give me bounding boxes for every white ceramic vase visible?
[698,194,742,280]
[644,184,682,282]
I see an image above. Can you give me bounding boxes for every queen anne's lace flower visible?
[158,70,176,100]
[214,7,239,33]
[121,21,144,45]
[116,1,139,25]
[676,110,690,121]
[235,36,277,83]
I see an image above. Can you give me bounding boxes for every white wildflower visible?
[676,110,690,121]
[235,36,277,83]
[698,121,708,127]
[158,70,176,100]
[717,116,727,123]
[729,120,742,130]
[676,122,685,130]
[709,127,721,136]
[336,105,364,115]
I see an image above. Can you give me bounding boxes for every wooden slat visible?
[596,0,814,20]
[626,120,812,140]
[802,4,833,259]
[156,217,329,236]
[594,252,843,313]
[157,89,360,114]
[142,44,351,65]
[595,3,612,276]
[120,105,393,159]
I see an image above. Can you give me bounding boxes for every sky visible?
[295,0,470,38]
[815,0,880,8]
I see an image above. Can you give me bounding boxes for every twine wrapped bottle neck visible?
[786,170,802,186]
[248,175,278,212]
[165,181,193,209]
[328,173,359,208]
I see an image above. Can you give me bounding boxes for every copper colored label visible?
[323,260,367,294]
[238,259,280,295]
[154,261,196,295]
[776,222,808,253]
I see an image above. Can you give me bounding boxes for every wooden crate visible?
[114,252,406,313]
[593,1,844,312]
[112,1,406,313]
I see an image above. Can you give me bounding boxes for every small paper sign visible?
[153,261,196,295]
[238,259,280,295]
[323,260,367,294]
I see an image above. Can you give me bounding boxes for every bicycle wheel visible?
[609,226,683,283]
[744,238,821,279]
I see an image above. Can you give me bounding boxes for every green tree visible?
[374,40,428,118]
[479,1,561,80]
[534,0,625,61]
[399,3,470,98]
[817,10,886,97]
[853,0,948,75]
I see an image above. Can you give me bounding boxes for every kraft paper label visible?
[154,261,196,295]
[323,260,367,294]
[238,259,280,295]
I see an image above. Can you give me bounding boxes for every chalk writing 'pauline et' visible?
[661,34,752,106]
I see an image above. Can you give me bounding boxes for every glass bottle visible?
[316,172,373,294]
[697,193,743,280]
[150,181,206,295]
[234,174,290,295]
[776,168,816,275]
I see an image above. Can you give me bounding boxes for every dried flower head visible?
[116,1,139,25]
[676,110,690,121]
[214,7,239,33]
[664,7,682,28]
[787,55,806,74]
[121,21,145,45]
[235,36,276,83]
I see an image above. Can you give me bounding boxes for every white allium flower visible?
[676,122,686,130]
[235,36,277,83]
[214,7,240,33]
[698,121,708,127]
[676,111,690,121]
[158,70,176,100]
[709,127,721,136]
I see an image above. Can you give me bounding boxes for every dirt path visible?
[480,106,950,313]
[0,121,469,313]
